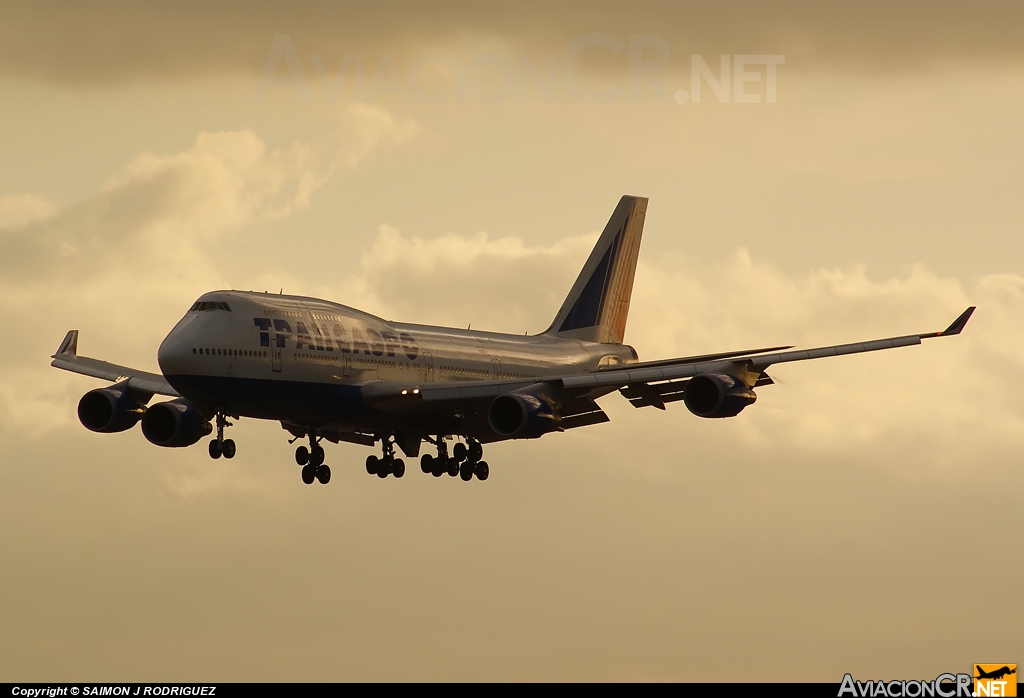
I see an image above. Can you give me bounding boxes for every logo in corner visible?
[974,665,1017,698]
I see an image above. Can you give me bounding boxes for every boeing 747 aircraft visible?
[52,196,974,485]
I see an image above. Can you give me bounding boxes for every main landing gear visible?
[208,412,236,460]
[294,430,331,485]
[420,438,488,481]
[365,436,405,479]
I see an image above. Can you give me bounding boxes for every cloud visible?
[1,2,1022,86]
[1,118,1018,475]
[0,103,417,281]
[0,193,56,229]
[304,226,1024,473]
[0,105,416,434]
[332,224,595,331]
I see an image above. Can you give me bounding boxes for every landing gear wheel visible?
[393,459,405,478]
[469,441,483,463]
[209,439,222,459]
[474,461,489,481]
[295,446,309,466]
[316,464,331,484]
[453,442,467,463]
[431,457,446,477]
[310,446,325,467]
[446,458,460,477]
[222,439,236,459]
[301,463,316,484]
[377,458,391,479]
[366,455,379,475]
[420,454,433,474]
[459,462,473,481]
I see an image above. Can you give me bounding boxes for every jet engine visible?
[487,393,560,438]
[77,385,148,433]
[682,372,757,418]
[141,398,212,447]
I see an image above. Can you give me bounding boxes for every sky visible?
[0,1,1021,681]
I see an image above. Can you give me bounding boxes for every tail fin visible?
[544,195,648,344]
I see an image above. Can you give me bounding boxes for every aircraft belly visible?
[164,374,364,423]
[161,374,485,436]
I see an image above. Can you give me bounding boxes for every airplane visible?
[51,195,975,486]
[975,666,1016,681]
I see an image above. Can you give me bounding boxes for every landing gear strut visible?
[420,437,488,481]
[296,429,330,485]
[208,412,236,460]
[366,435,405,479]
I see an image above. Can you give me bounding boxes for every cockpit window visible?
[189,301,232,312]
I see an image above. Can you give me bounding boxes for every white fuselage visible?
[156,291,637,428]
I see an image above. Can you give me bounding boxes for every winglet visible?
[921,307,975,338]
[54,330,79,357]
[940,307,975,336]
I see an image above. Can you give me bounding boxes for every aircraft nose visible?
[157,335,192,376]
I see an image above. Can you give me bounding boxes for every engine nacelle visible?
[683,372,757,418]
[141,398,212,447]
[78,386,146,433]
[488,393,560,439]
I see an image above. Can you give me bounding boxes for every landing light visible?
[401,389,408,395]
[413,388,420,394]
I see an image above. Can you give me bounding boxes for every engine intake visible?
[141,398,212,447]
[683,373,757,418]
[488,393,559,438]
[77,385,147,433]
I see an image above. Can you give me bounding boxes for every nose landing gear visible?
[208,412,236,459]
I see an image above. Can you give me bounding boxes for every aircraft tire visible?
[393,459,405,478]
[474,461,489,481]
[209,439,222,459]
[295,446,309,466]
[301,464,316,485]
[366,455,379,475]
[459,462,473,481]
[446,459,460,477]
[431,457,445,477]
[377,458,391,478]
[420,454,433,474]
[222,439,236,459]
[469,441,483,463]
[453,442,467,463]
[311,446,325,467]
[316,464,331,484]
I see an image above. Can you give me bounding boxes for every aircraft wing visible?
[50,330,180,397]
[568,306,976,409]
[366,307,975,414]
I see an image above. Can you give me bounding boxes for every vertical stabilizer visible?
[543,196,647,344]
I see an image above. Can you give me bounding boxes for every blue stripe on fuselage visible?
[165,374,364,423]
